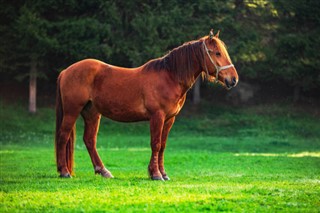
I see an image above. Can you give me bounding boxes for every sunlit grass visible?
[1,147,319,212]
[1,102,319,212]
[234,152,320,158]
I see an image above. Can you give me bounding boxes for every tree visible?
[0,1,112,112]
[17,6,59,113]
[272,0,320,101]
[1,2,58,113]
[2,0,318,107]
[226,0,320,101]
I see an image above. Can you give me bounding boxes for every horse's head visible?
[202,30,239,89]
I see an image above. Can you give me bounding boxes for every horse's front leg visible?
[158,116,175,181]
[148,111,165,180]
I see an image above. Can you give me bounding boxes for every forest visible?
[1,0,320,111]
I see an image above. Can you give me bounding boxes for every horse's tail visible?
[55,75,75,175]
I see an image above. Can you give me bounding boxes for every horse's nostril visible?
[225,79,230,88]
[229,77,237,87]
[232,77,236,84]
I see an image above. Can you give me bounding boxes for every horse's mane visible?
[144,36,230,87]
[144,39,206,86]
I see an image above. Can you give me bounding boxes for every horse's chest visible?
[166,95,186,118]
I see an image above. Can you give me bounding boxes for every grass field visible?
[1,101,320,212]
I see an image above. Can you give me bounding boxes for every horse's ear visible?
[215,30,220,38]
[209,29,214,39]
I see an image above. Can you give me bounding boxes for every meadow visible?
[1,101,319,212]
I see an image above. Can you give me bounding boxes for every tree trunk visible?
[29,57,37,113]
[192,77,201,105]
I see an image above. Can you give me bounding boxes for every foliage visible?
[0,103,320,212]
[271,0,320,91]
[0,0,319,91]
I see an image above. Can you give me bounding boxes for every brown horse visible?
[55,30,238,180]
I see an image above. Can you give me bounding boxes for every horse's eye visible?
[216,52,221,57]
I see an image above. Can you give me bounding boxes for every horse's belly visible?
[103,109,149,122]
[94,98,149,122]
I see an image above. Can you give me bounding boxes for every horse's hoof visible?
[101,171,114,178]
[151,176,164,181]
[162,175,170,181]
[59,173,72,178]
[97,168,114,178]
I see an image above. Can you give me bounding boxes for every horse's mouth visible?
[207,75,234,90]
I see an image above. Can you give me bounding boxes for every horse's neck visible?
[179,68,203,94]
[152,59,202,95]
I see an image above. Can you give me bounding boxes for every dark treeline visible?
[1,0,319,111]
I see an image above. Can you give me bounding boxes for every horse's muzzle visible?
[225,77,238,89]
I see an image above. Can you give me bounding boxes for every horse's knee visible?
[84,140,95,151]
[151,139,162,152]
[57,133,70,146]
[83,133,96,148]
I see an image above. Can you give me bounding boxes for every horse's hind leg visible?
[81,102,113,178]
[56,113,78,177]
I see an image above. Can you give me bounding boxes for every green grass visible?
[1,101,320,212]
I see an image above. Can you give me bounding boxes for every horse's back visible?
[60,59,107,83]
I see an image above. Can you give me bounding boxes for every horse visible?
[55,30,239,180]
